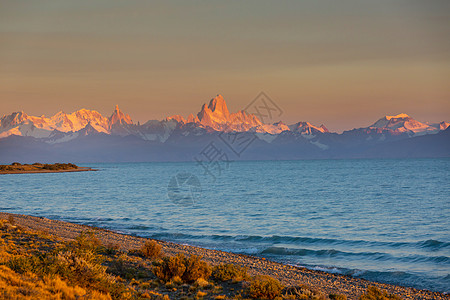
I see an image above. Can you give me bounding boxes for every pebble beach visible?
[0,212,447,300]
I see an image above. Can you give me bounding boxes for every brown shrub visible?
[247,275,284,300]
[329,293,347,300]
[212,263,249,282]
[183,254,211,283]
[154,254,186,282]
[153,253,211,283]
[140,240,162,259]
[359,286,402,300]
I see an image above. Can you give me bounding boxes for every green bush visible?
[212,263,249,282]
[140,240,162,259]
[247,275,284,299]
[359,286,402,300]
[153,253,211,283]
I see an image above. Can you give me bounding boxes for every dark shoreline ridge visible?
[0,212,447,300]
[0,162,96,174]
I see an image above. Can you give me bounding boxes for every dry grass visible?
[0,264,111,300]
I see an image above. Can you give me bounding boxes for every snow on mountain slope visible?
[0,109,110,138]
[429,121,450,131]
[0,95,447,148]
[369,114,440,136]
[288,122,329,135]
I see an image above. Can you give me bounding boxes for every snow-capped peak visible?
[385,113,410,120]
[369,114,440,136]
[0,111,29,128]
[288,121,328,134]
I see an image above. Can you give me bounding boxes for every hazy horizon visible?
[1,0,449,132]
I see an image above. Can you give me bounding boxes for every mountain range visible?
[0,95,449,163]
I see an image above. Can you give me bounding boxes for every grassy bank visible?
[0,216,402,300]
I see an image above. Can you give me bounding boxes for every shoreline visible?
[0,167,96,175]
[0,212,447,300]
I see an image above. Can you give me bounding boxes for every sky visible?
[0,0,449,132]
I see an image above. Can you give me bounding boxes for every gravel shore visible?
[0,212,447,300]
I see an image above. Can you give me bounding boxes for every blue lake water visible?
[0,159,449,292]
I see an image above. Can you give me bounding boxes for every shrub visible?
[247,275,284,300]
[40,163,78,170]
[71,231,102,254]
[283,285,330,300]
[183,254,211,283]
[43,164,58,170]
[359,286,402,300]
[154,254,186,282]
[140,240,162,259]
[153,253,211,283]
[212,263,249,282]
[11,162,21,166]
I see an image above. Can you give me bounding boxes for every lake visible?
[1,158,449,292]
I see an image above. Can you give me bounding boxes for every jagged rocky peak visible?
[186,114,196,123]
[207,94,230,118]
[109,105,133,125]
[197,94,230,124]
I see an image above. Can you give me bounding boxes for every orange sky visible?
[1,1,449,132]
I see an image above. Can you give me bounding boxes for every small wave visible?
[260,246,450,265]
[261,246,390,260]
[153,233,450,252]
[0,207,19,211]
[127,225,152,230]
[100,229,450,255]
[418,239,450,250]
[93,217,114,221]
[311,266,344,274]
